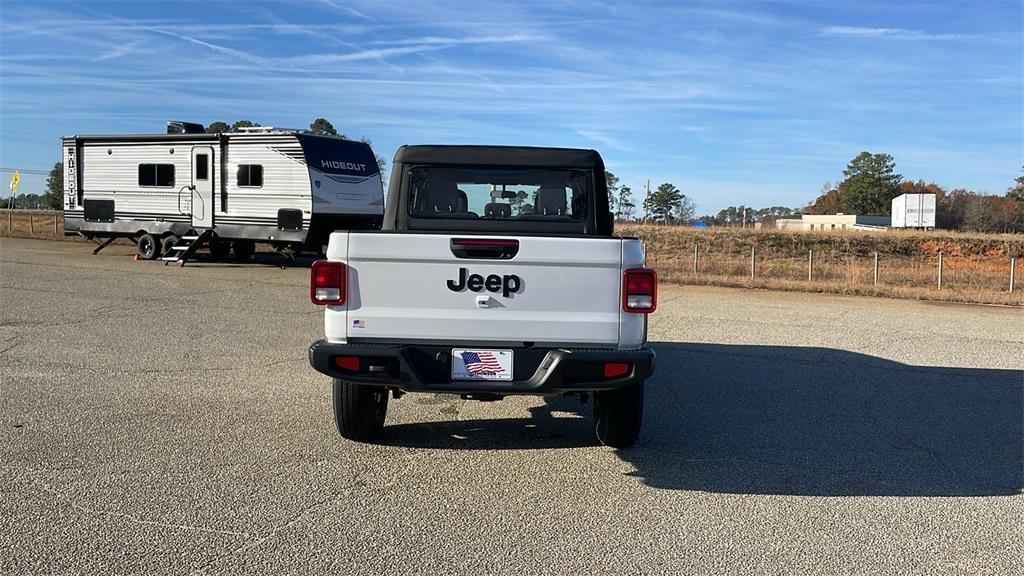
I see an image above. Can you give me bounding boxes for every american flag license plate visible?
[451,349,514,381]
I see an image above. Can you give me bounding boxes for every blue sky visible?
[1,0,1020,214]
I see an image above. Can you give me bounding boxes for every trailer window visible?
[195,154,209,180]
[237,164,263,188]
[138,164,175,187]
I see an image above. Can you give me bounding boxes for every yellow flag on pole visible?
[9,170,19,194]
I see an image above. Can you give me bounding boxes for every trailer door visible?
[191,146,214,229]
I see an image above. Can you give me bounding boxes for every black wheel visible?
[136,233,159,260]
[209,237,231,260]
[593,380,644,448]
[233,239,255,260]
[161,235,180,258]
[331,379,389,442]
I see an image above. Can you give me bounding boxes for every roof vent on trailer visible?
[166,121,206,135]
[234,126,302,134]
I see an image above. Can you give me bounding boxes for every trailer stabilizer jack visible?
[89,236,117,255]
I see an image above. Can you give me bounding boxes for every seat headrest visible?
[454,189,469,213]
[424,181,459,213]
[534,184,567,216]
[484,203,512,218]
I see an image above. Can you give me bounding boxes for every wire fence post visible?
[807,249,813,281]
[873,252,879,285]
[54,213,59,235]
[1011,257,1016,294]
[693,244,699,275]
[29,212,34,235]
[750,246,756,279]
[937,252,944,289]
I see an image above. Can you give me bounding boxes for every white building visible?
[775,214,891,232]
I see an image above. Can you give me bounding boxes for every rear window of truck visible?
[407,166,591,228]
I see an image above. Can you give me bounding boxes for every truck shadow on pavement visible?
[624,342,1024,497]
[379,342,1023,497]
[378,396,597,450]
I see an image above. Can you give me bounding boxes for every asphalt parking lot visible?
[1,236,1021,575]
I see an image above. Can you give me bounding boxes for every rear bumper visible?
[308,340,655,395]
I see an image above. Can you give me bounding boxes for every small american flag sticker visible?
[352,319,365,328]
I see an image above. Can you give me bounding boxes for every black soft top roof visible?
[394,145,603,169]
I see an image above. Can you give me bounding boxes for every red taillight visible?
[311,260,345,305]
[604,362,631,378]
[623,268,657,313]
[334,356,359,372]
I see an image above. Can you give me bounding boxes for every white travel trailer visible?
[62,122,384,261]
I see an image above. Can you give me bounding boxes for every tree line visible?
[605,171,696,224]
[605,171,790,227]
[805,151,1024,233]
[605,151,1024,233]
[1,165,65,210]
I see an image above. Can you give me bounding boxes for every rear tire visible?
[161,235,179,258]
[233,239,255,260]
[331,379,389,442]
[594,380,644,448]
[136,233,159,260]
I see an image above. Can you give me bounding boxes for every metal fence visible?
[652,244,1019,295]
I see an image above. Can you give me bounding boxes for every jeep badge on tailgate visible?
[446,267,522,297]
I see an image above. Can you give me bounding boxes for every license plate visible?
[451,349,514,381]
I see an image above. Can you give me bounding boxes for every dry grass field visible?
[620,224,1024,305]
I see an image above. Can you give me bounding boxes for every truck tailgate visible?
[329,232,625,346]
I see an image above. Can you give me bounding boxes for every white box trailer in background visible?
[62,122,384,262]
[891,193,936,228]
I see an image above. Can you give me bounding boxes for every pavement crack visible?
[11,466,251,539]
[260,357,305,369]
[188,482,364,575]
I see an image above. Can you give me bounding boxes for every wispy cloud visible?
[315,0,377,22]
[96,41,145,61]
[281,45,452,65]
[145,27,270,65]
[820,26,973,41]
[575,129,634,152]
[373,35,545,46]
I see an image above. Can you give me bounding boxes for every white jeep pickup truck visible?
[308,145,656,447]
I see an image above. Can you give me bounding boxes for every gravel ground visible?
[1,237,1021,575]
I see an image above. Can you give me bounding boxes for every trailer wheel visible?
[136,233,159,260]
[209,238,231,260]
[161,235,180,258]
[233,239,255,260]
[332,379,388,442]
[593,380,644,449]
